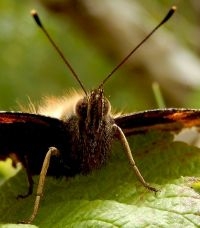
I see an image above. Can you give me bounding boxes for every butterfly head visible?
[75,87,111,131]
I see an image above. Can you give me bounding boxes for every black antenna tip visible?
[31,9,42,27]
[161,5,177,25]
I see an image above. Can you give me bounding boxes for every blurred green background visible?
[0,0,199,112]
[0,0,200,179]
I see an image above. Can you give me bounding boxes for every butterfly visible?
[2,5,197,224]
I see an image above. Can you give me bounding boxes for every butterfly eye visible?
[103,98,111,116]
[75,98,88,118]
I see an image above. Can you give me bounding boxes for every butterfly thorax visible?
[64,88,115,175]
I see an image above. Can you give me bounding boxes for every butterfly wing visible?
[114,108,200,136]
[0,111,63,125]
[0,111,67,175]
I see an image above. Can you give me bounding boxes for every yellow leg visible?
[21,147,60,224]
[113,124,158,192]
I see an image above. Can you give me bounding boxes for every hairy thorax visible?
[66,113,115,174]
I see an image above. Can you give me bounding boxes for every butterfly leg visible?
[113,124,158,192]
[17,156,34,199]
[21,147,60,224]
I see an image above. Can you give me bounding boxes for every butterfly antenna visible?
[31,9,87,96]
[101,5,177,87]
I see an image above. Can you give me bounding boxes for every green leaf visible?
[1,131,200,227]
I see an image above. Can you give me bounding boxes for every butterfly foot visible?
[145,184,159,194]
[18,220,30,224]
[17,191,32,199]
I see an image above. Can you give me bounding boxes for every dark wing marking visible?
[115,108,200,135]
[0,111,61,125]
[0,112,67,175]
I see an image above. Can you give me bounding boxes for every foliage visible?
[1,1,200,227]
[1,131,200,226]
